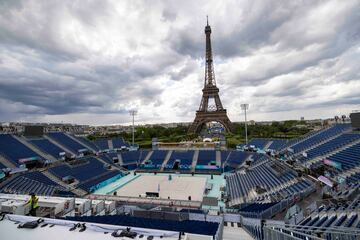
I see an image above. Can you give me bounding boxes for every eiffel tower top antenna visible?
[204,16,215,87]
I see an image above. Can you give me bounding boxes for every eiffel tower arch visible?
[188,18,233,134]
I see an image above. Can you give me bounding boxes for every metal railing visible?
[263,222,360,240]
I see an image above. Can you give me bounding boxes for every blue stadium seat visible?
[268,139,287,150]
[94,139,109,151]
[249,139,270,149]
[49,157,123,192]
[220,151,230,164]
[112,138,129,149]
[0,171,68,196]
[0,134,43,166]
[327,142,360,173]
[76,137,100,152]
[47,132,88,154]
[197,150,216,166]
[78,170,123,192]
[141,150,167,170]
[300,133,360,162]
[166,150,194,170]
[290,124,351,154]
[121,151,145,164]
[30,138,67,159]
[226,161,312,203]
[49,157,107,181]
[225,151,252,168]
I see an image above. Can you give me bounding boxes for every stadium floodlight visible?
[240,104,249,145]
[129,110,137,147]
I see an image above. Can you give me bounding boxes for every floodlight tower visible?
[240,104,249,145]
[129,110,137,147]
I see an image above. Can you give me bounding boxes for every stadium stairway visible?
[0,155,16,169]
[142,151,153,164]
[67,134,97,152]
[116,153,124,166]
[223,151,232,168]
[216,151,221,166]
[13,136,57,162]
[41,170,87,196]
[264,141,273,150]
[304,137,360,166]
[191,150,199,172]
[44,135,76,155]
[160,150,173,171]
[108,139,114,150]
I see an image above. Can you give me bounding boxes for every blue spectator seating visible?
[30,139,67,159]
[121,151,143,164]
[142,150,167,169]
[76,137,99,152]
[94,139,109,151]
[290,124,351,154]
[78,170,123,192]
[327,142,360,173]
[249,139,270,149]
[112,138,129,149]
[166,150,194,170]
[197,150,216,165]
[226,162,311,204]
[268,139,287,150]
[0,134,42,166]
[225,151,252,168]
[49,157,108,182]
[0,171,69,196]
[47,132,88,154]
[300,133,360,162]
[221,151,230,164]
[49,157,123,192]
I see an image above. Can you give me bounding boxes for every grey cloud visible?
[0,0,359,124]
[162,8,177,22]
[168,60,197,81]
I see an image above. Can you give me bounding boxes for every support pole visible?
[129,110,137,147]
[241,104,249,145]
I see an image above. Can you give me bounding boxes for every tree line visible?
[87,120,312,149]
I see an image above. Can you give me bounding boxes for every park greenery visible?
[226,121,311,148]
[88,120,312,149]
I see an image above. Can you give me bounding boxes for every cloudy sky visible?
[0,0,359,125]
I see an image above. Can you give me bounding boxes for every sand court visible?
[115,175,207,202]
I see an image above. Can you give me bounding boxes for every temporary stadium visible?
[1,119,360,239]
[1,2,360,239]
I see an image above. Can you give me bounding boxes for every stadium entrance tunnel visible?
[20,158,44,169]
[172,160,180,170]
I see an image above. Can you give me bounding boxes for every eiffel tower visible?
[188,17,233,134]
